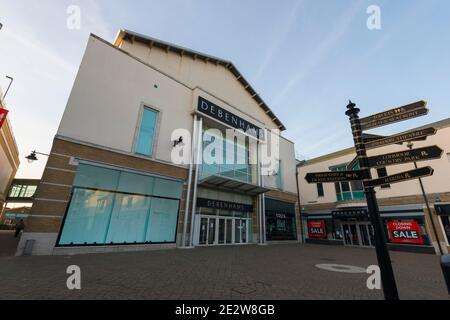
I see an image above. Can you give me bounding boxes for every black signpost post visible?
[345,101,399,301]
[303,99,442,300]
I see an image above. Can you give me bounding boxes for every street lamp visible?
[4,76,13,99]
[407,141,443,255]
[25,150,49,163]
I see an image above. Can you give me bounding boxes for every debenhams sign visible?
[197,96,263,139]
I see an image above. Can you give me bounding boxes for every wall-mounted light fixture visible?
[25,150,50,163]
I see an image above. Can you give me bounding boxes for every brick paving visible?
[0,231,20,257]
[0,241,448,300]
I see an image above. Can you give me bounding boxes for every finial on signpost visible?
[345,100,360,117]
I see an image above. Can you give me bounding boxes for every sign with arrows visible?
[305,170,368,183]
[367,145,443,168]
[365,127,436,149]
[360,101,428,131]
[368,166,434,187]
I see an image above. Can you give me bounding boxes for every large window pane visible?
[59,189,115,245]
[117,171,154,196]
[73,164,120,191]
[146,198,179,242]
[136,107,158,156]
[153,178,183,199]
[105,194,151,244]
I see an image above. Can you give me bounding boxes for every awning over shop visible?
[198,175,270,196]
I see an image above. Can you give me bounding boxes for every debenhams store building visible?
[17,30,300,255]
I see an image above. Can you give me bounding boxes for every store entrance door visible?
[341,222,374,247]
[198,215,249,246]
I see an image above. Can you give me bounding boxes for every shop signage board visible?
[365,127,437,150]
[360,101,428,131]
[332,209,368,219]
[304,170,368,183]
[0,108,9,129]
[368,166,434,187]
[367,146,443,168]
[387,221,424,245]
[307,220,327,239]
[197,96,263,139]
[196,198,253,212]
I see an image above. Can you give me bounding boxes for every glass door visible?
[241,219,247,244]
[349,224,360,246]
[226,219,233,244]
[342,224,352,245]
[199,217,208,245]
[218,218,226,244]
[342,223,360,246]
[208,218,216,245]
[359,224,371,247]
[234,219,241,244]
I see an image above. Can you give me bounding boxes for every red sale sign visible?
[387,221,424,245]
[0,108,8,129]
[308,220,327,239]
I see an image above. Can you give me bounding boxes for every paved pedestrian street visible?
[0,243,448,300]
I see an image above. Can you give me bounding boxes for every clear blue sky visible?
[1,0,449,178]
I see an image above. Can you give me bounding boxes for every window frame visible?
[133,103,160,159]
[316,183,324,198]
[376,167,391,189]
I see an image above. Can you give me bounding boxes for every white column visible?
[189,116,203,247]
[181,115,197,247]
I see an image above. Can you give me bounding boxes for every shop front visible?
[193,189,254,246]
[265,198,297,241]
[303,206,435,253]
[436,204,450,247]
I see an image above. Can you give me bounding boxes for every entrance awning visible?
[198,175,270,196]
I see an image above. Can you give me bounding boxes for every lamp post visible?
[4,76,13,100]
[25,150,49,163]
[407,142,443,255]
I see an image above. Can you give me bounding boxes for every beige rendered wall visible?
[57,35,193,166]
[119,39,279,131]
[58,35,297,194]
[0,113,20,203]
[298,125,450,205]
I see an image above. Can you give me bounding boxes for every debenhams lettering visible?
[197,96,263,139]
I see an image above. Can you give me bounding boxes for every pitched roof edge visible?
[114,29,286,131]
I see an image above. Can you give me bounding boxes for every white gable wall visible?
[119,39,280,131]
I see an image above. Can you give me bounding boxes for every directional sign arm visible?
[361,108,429,131]
[367,145,443,168]
[365,127,437,149]
[360,100,427,125]
[368,166,434,187]
[305,170,368,184]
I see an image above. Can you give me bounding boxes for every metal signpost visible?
[304,99,443,300]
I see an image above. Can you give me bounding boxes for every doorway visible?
[197,215,250,246]
[341,222,374,247]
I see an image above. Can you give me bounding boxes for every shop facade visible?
[297,119,450,255]
[18,30,300,255]
[303,206,434,253]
